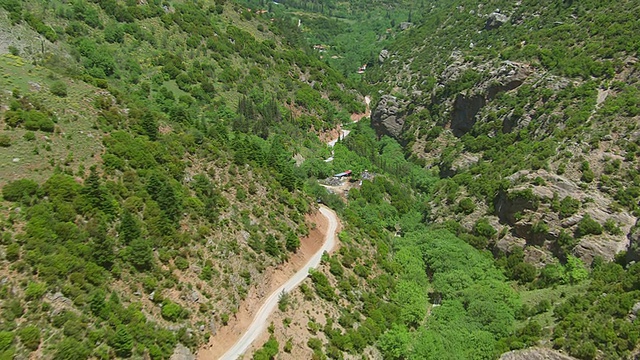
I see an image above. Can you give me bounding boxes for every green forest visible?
[1,0,640,359]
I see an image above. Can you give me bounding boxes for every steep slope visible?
[0,0,368,358]
[367,0,640,266]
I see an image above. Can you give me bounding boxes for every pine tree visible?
[129,238,154,271]
[92,235,115,269]
[265,235,280,257]
[89,290,107,319]
[113,326,133,358]
[119,210,140,244]
[285,231,300,252]
[140,112,158,141]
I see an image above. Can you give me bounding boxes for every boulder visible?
[371,95,409,140]
[399,22,412,31]
[486,12,508,30]
[379,49,390,63]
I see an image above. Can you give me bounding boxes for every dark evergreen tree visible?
[113,325,133,358]
[265,235,280,257]
[140,111,158,141]
[285,231,300,252]
[119,209,141,244]
[128,238,154,271]
[92,235,115,269]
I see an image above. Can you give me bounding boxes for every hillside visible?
[367,0,640,265]
[0,0,369,358]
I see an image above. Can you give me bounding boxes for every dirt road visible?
[218,206,339,360]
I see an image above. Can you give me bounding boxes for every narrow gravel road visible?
[219,206,339,360]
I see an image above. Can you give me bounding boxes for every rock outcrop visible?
[625,219,640,263]
[450,61,531,137]
[494,170,637,263]
[371,95,409,140]
[170,343,195,360]
[399,22,412,31]
[452,94,486,136]
[378,49,390,63]
[500,348,577,360]
[486,12,509,30]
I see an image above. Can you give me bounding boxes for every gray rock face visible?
[625,219,640,263]
[486,12,508,30]
[452,94,486,137]
[495,170,636,264]
[399,22,412,30]
[379,49,390,63]
[170,343,195,360]
[500,348,577,360]
[449,61,530,137]
[371,95,408,140]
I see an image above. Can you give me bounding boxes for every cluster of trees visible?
[552,260,640,359]
[3,94,57,132]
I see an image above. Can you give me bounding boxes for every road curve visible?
[219,205,339,360]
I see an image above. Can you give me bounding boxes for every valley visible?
[0,1,639,360]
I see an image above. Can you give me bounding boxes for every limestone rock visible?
[625,219,640,263]
[486,12,508,30]
[500,347,577,360]
[495,234,526,254]
[449,61,531,137]
[371,95,409,140]
[399,22,412,31]
[170,344,195,360]
[379,49,390,63]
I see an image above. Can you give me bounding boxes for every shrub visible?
[0,331,14,351]
[220,313,229,326]
[554,196,580,218]
[581,169,595,183]
[174,256,189,271]
[575,214,603,238]
[5,243,20,262]
[50,81,68,97]
[161,301,186,322]
[0,134,11,147]
[24,282,46,300]
[604,219,622,235]
[2,179,39,202]
[17,326,40,351]
[23,131,35,141]
[473,218,497,238]
[456,197,476,214]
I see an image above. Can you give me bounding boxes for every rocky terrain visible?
[367,0,640,267]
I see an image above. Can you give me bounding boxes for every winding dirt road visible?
[218,206,339,360]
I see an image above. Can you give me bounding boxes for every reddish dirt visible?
[318,125,342,144]
[196,207,340,359]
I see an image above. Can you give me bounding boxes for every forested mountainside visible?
[368,0,640,268]
[1,0,640,360]
[0,0,365,358]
